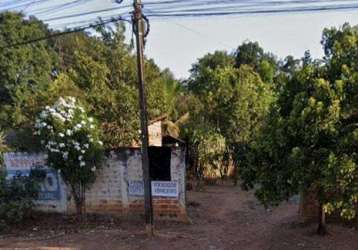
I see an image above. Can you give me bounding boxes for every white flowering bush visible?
[34,97,103,216]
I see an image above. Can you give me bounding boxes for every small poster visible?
[128,180,178,198]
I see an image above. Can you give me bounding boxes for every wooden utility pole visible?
[132,0,154,236]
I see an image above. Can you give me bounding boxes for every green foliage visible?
[235,41,264,68]
[197,131,227,179]
[0,12,58,129]
[235,41,277,83]
[0,170,42,230]
[239,24,358,225]
[0,13,177,150]
[185,53,273,179]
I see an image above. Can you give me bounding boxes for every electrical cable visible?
[1,15,131,49]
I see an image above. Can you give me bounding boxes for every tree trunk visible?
[233,165,238,186]
[317,203,327,235]
[71,183,86,222]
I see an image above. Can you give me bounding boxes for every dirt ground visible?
[0,183,358,250]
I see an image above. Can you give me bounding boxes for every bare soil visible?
[1,183,357,250]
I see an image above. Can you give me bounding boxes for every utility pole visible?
[132,0,154,236]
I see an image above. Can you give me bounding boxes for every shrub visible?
[0,170,42,231]
[34,97,104,217]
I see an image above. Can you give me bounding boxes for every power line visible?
[4,0,358,24]
[41,5,131,22]
[1,15,131,49]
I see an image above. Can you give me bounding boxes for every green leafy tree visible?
[240,24,358,234]
[235,41,277,83]
[235,41,264,68]
[185,55,273,180]
[0,13,177,150]
[0,12,58,129]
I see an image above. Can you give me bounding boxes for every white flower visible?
[58,133,65,137]
[47,125,52,130]
[59,143,65,148]
[41,122,47,127]
[52,112,65,122]
[80,161,86,167]
[45,105,50,110]
[89,138,94,143]
[91,166,96,172]
[78,155,83,161]
[66,129,72,136]
[63,152,69,160]
[81,150,85,154]
[84,144,89,149]
[90,124,95,129]
[88,117,94,122]
[98,141,103,146]
[75,124,82,130]
[40,112,48,119]
[40,140,45,145]
[81,120,86,125]
[50,148,59,153]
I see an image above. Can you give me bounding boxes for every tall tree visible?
[0,12,58,129]
[240,24,358,235]
[235,41,277,83]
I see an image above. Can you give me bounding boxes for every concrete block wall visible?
[83,151,126,214]
[124,147,188,221]
[5,149,188,222]
[65,148,187,221]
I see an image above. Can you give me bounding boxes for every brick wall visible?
[65,148,188,222]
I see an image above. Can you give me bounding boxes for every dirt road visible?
[1,183,357,250]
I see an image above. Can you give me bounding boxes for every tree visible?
[235,41,277,83]
[184,55,273,181]
[35,97,104,218]
[0,13,178,150]
[239,24,358,235]
[0,12,58,137]
[187,51,235,94]
[235,41,264,68]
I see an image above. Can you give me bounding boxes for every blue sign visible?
[7,169,61,201]
[4,153,61,201]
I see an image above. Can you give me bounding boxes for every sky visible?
[2,0,358,79]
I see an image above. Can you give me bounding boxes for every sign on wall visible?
[128,180,178,198]
[4,152,61,201]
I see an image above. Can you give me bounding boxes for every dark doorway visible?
[149,147,171,181]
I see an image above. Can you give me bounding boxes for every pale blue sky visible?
[2,0,358,78]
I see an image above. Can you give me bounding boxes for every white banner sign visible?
[4,152,47,170]
[128,180,178,198]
